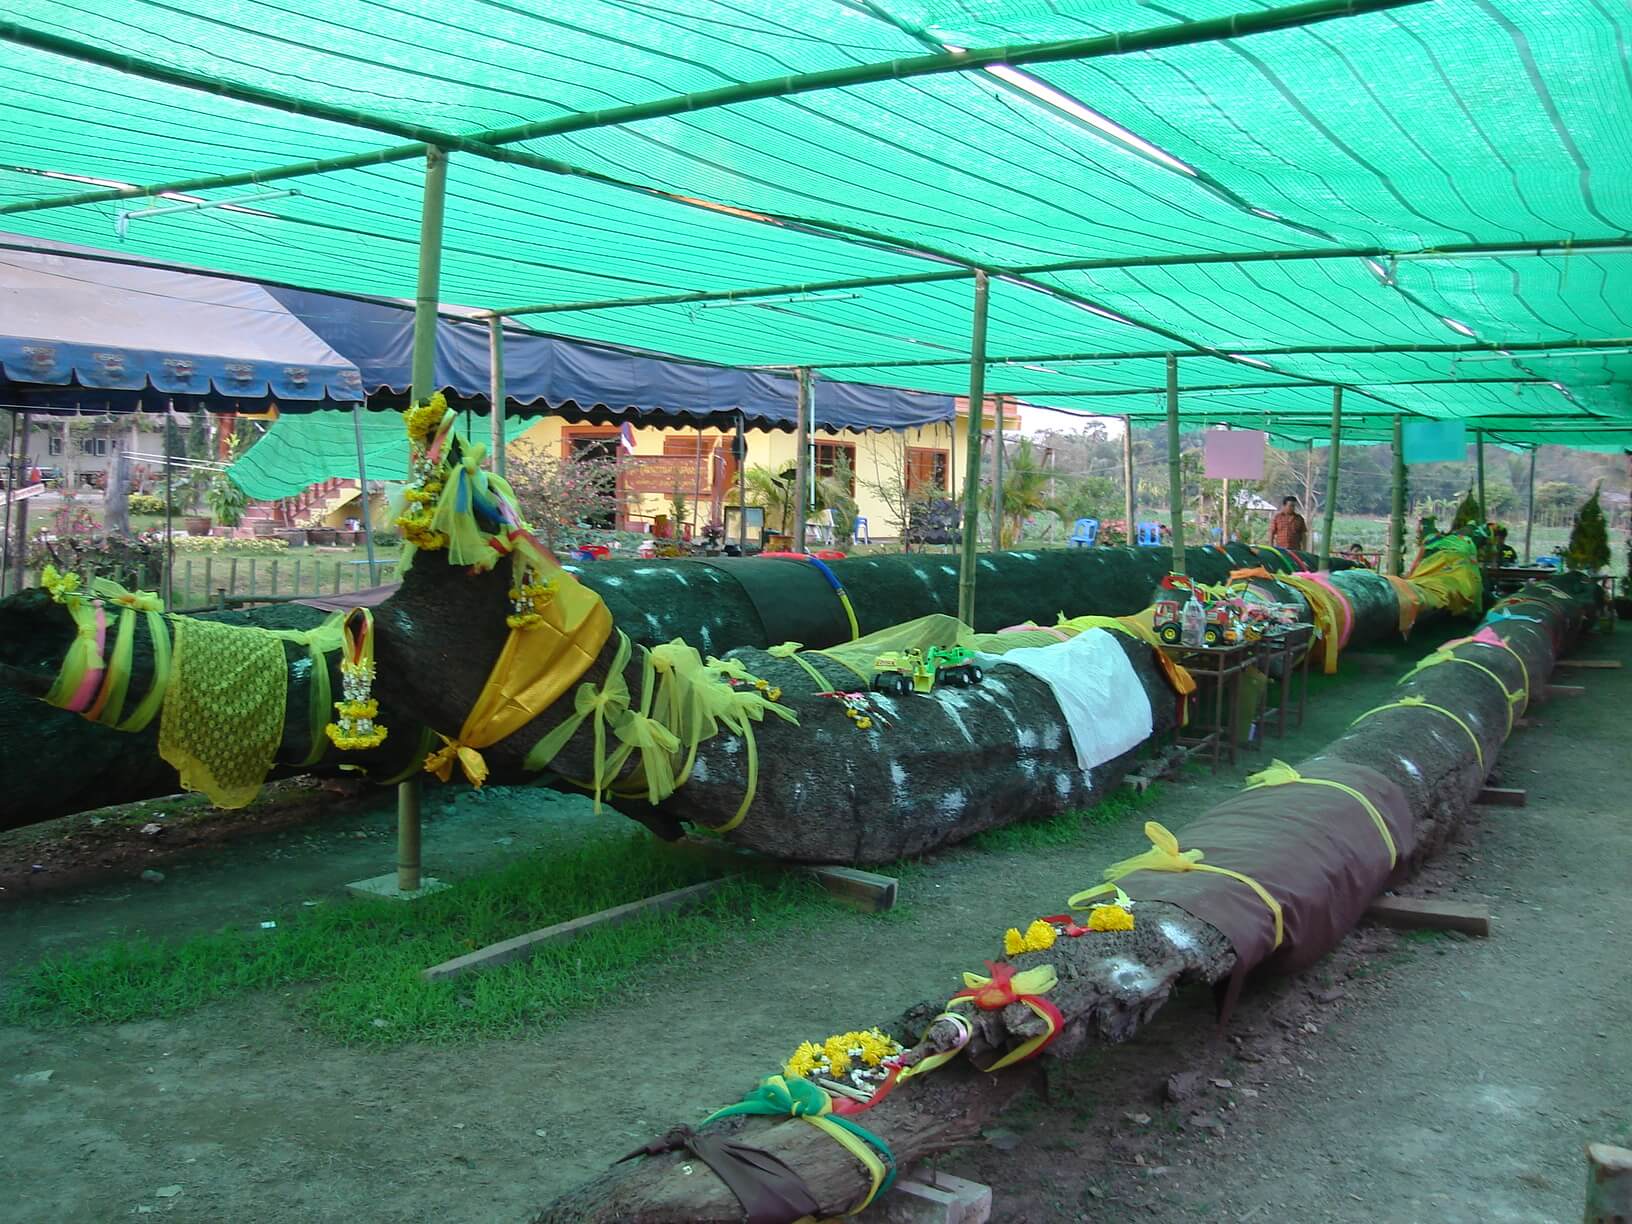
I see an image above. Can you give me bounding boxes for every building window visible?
[661,434,723,457]
[905,447,949,495]
[48,435,63,456]
[79,437,109,457]
[814,441,857,493]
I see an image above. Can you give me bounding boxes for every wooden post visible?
[183,560,193,607]
[293,558,302,597]
[1522,445,1537,563]
[1121,413,1135,545]
[1165,354,1184,575]
[247,557,257,600]
[794,366,812,552]
[331,560,341,595]
[488,316,507,478]
[228,556,239,599]
[203,557,213,602]
[1585,1143,1632,1223]
[957,271,990,624]
[1319,386,1342,570]
[1390,413,1406,575]
[268,558,279,597]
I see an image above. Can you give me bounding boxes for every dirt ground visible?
[1,627,1627,1223]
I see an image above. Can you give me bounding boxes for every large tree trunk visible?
[0,545,1330,828]
[531,573,1602,1223]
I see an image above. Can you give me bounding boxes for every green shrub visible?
[1564,485,1610,573]
[127,493,166,515]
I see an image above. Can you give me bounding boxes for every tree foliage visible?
[1564,485,1610,572]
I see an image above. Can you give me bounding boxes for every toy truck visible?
[1154,597,1244,647]
[871,648,936,696]
[926,644,984,687]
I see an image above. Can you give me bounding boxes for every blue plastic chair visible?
[1067,517,1099,548]
[1136,521,1162,547]
[851,515,871,544]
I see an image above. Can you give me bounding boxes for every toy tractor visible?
[927,644,984,687]
[1154,598,1184,644]
[871,648,936,697]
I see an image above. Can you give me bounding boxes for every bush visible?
[128,493,166,515]
[26,532,162,588]
[172,536,289,555]
[1564,485,1610,573]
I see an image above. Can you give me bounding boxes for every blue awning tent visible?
[0,236,955,432]
[0,240,364,409]
[264,285,955,433]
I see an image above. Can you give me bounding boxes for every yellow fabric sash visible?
[769,642,837,692]
[1244,759,1396,868]
[1352,696,1483,770]
[524,633,796,829]
[43,579,173,734]
[1445,633,1532,703]
[1071,821,1285,949]
[1276,575,1343,674]
[1383,574,1424,636]
[1400,651,1523,735]
[425,567,613,788]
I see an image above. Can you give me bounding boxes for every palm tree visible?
[985,437,1051,547]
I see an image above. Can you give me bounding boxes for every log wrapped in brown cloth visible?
[532,574,1599,1224]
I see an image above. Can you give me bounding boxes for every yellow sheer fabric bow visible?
[1071,821,1285,950]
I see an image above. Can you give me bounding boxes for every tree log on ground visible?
[530,573,1600,1223]
[0,544,1329,829]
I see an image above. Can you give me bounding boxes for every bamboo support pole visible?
[352,403,379,585]
[734,414,748,552]
[812,335,1632,371]
[993,395,1006,550]
[794,368,812,552]
[1122,414,1135,545]
[1166,355,1184,575]
[1320,387,1343,570]
[1523,447,1538,563]
[395,144,449,897]
[488,318,507,478]
[957,272,990,624]
[163,413,175,612]
[491,237,1632,319]
[1390,414,1406,574]
[1475,428,1487,521]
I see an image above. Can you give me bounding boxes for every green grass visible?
[967,786,1152,853]
[1,829,829,1044]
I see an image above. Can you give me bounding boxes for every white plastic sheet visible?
[976,628,1152,771]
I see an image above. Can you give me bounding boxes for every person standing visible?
[1268,496,1308,550]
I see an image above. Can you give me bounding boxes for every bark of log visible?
[531,574,1600,1223]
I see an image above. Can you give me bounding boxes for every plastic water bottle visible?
[1181,595,1206,647]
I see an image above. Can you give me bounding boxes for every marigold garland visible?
[1086,904,1135,931]
[325,611,388,752]
[783,1028,902,1083]
[398,393,452,552]
[1003,918,1059,956]
[506,574,557,630]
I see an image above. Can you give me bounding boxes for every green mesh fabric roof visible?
[0,0,1628,447]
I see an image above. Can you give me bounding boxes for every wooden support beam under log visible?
[1476,787,1527,806]
[1364,895,1491,937]
[1557,658,1622,669]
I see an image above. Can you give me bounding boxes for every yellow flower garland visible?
[783,1028,901,1083]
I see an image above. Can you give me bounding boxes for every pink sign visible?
[1202,429,1267,479]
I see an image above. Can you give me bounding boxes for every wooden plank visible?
[807,865,897,913]
[1586,1143,1632,1224]
[1558,658,1622,669]
[1547,684,1587,698]
[1364,895,1490,937]
[1476,786,1527,807]
[420,877,734,982]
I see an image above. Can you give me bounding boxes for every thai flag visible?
[618,421,637,454]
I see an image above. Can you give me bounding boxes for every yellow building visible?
[513,397,1019,543]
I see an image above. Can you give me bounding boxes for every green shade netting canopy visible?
[228,407,534,501]
[0,0,1628,445]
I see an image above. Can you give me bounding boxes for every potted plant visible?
[206,470,249,532]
